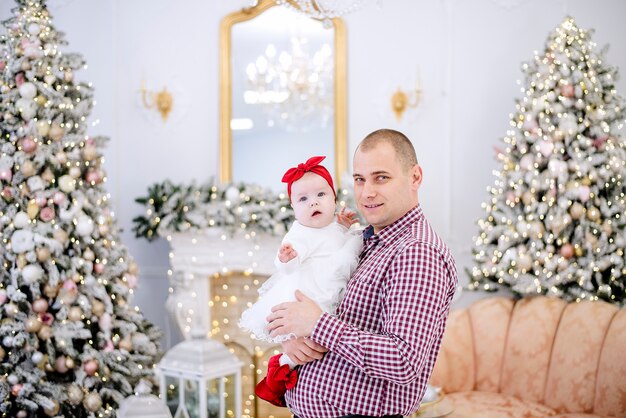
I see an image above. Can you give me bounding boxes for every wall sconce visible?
[391,82,422,121]
[140,80,174,122]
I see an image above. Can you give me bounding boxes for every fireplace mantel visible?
[165,228,282,339]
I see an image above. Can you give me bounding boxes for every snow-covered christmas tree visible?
[0,1,161,416]
[469,17,626,304]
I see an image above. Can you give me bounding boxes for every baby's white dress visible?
[239,220,362,343]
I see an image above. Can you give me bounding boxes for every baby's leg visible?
[279,353,297,369]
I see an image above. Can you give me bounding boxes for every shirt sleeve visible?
[310,242,451,385]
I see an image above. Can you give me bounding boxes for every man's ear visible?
[411,164,423,189]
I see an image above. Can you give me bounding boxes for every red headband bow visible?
[281,156,336,199]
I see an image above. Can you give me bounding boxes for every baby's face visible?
[290,172,336,228]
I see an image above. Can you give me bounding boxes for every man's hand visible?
[267,290,323,338]
[336,207,358,229]
[278,243,297,263]
[282,338,328,365]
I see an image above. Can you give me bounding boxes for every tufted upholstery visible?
[430,296,626,418]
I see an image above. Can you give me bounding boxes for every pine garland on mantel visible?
[133,179,357,241]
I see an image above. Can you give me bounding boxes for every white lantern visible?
[118,381,172,418]
[157,333,243,418]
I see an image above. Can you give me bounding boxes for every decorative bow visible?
[281,156,326,184]
[281,156,335,198]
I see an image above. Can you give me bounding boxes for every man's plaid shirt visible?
[285,205,458,417]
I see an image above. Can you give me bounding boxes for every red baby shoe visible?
[255,354,298,407]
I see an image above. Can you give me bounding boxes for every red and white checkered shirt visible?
[285,205,458,418]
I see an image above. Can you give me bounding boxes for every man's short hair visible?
[358,129,418,171]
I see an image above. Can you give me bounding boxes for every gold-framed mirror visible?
[219,0,347,190]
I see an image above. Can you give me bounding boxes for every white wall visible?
[2,0,625,348]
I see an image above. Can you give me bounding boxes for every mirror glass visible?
[220,1,346,191]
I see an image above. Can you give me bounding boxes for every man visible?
[267,129,458,418]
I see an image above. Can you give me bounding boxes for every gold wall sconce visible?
[140,80,174,122]
[391,82,422,121]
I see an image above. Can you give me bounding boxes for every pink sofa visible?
[430,296,626,417]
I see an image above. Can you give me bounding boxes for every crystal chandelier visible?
[276,0,371,27]
[244,36,333,132]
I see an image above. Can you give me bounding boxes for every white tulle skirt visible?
[239,232,362,343]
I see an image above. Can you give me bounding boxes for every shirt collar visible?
[362,205,423,245]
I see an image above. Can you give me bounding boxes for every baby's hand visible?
[336,207,358,228]
[278,243,297,263]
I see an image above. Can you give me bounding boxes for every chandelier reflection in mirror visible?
[275,0,371,27]
[244,36,333,133]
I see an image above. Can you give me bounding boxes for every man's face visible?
[352,142,422,233]
[290,172,336,228]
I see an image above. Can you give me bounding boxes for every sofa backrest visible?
[499,297,567,403]
[543,298,617,413]
[430,296,626,416]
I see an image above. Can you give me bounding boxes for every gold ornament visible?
[21,160,36,177]
[82,145,98,161]
[91,299,105,316]
[5,303,18,316]
[83,392,102,412]
[20,184,31,197]
[68,306,82,321]
[522,191,534,205]
[53,229,69,246]
[55,151,67,164]
[67,384,83,404]
[83,249,95,261]
[118,335,133,351]
[575,246,584,257]
[553,130,564,141]
[128,261,139,275]
[37,121,50,136]
[43,283,59,298]
[27,200,39,219]
[581,177,591,186]
[49,123,64,141]
[65,357,75,369]
[569,202,585,220]
[36,247,51,262]
[35,95,47,106]
[43,400,60,416]
[17,254,27,269]
[587,206,600,221]
[41,168,54,183]
[0,346,5,360]
[38,325,53,340]
[25,316,42,333]
[49,123,65,140]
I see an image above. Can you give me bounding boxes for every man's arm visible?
[281,338,328,365]
[269,243,452,385]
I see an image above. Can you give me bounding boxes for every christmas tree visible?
[469,17,626,304]
[0,1,161,416]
